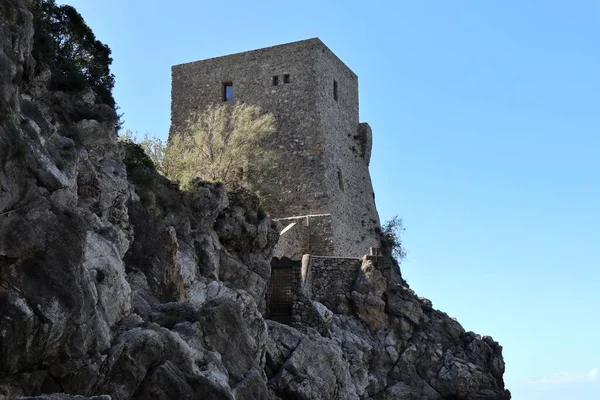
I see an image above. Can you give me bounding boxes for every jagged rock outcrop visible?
[263,257,509,400]
[0,1,510,399]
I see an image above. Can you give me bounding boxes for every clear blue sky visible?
[63,1,599,398]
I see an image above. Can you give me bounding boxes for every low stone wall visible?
[267,253,370,333]
[301,255,362,313]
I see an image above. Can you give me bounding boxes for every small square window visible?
[333,80,338,101]
[272,76,279,86]
[283,74,291,84]
[223,82,233,101]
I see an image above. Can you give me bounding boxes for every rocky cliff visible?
[0,1,511,399]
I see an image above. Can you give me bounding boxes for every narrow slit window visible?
[223,82,233,101]
[272,76,279,86]
[283,74,291,84]
[337,168,345,192]
[333,80,338,101]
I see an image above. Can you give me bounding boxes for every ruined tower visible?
[170,38,381,258]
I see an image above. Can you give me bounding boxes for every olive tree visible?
[168,102,276,189]
[123,102,277,190]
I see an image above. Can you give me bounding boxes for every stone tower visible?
[170,38,381,258]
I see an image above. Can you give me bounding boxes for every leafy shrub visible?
[27,0,121,128]
[121,139,156,188]
[172,102,277,190]
[123,102,277,195]
[120,130,173,177]
[380,216,406,261]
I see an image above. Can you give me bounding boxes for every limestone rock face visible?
[266,321,360,400]
[0,1,510,399]
[350,257,389,329]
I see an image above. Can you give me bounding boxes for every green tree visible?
[120,103,276,194]
[169,102,277,189]
[120,130,179,179]
[27,0,121,127]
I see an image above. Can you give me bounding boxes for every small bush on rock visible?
[121,139,156,188]
[381,216,406,261]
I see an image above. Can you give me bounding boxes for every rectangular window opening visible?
[333,80,338,101]
[223,82,233,101]
[272,76,279,86]
[337,168,345,192]
[283,74,291,84]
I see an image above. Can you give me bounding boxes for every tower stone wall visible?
[170,38,381,257]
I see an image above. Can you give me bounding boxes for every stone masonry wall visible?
[171,38,381,258]
[268,254,362,333]
[301,255,363,313]
[314,42,381,257]
[272,221,308,261]
[171,39,329,218]
[290,258,330,335]
[273,214,334,260]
